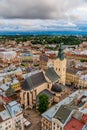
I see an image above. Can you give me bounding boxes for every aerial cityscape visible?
[0,0,87,130]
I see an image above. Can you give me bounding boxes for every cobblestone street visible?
[23,109,41,130]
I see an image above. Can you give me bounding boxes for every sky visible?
[0,0,87,31]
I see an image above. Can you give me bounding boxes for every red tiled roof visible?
[82,114,87,123]
[2,96,11,103]
[64,117,85,130]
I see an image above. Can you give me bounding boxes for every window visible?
[5,123,8,125]
[27,93,30,105]
[60,127,62,130]
[57,125,59,128]
[35,90,37,96]
[5,127,8,130]
[48,84,49,89]
[9,125,11,128]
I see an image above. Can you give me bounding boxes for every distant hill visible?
[0,30,87,36]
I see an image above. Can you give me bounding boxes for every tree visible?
[38,94,49,113]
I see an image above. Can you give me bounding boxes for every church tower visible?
[54,43,66,85]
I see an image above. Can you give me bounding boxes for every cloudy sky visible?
[0,0,87,31]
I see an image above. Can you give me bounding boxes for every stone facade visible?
[54,58,66,85]
[20,82,48,109]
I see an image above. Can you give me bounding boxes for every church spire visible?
[57,43,65,60]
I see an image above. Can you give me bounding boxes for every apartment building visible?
[42,90,87,130]
[0,101,24,130]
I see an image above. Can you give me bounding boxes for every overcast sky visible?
[0,0,87,31]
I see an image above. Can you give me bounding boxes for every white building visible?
[0,101,24,130]
[42,90,87,130]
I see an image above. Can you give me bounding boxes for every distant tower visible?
[54,43,66,85]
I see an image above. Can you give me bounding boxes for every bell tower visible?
[54,43,66,85]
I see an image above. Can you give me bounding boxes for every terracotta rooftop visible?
[64,117,85,130]
[0,105,5,112]
[82,114,87,123]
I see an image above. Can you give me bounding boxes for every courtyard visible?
[23,108,41,130]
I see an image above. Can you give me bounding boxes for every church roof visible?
[45,67,59,82]
[51,83,63,93]
[22,71,47,91]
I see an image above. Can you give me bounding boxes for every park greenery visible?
[38,94,49,113]
[0,35,87,46]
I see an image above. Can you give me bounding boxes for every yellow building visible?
[10,79,21,91]
[66,71,79,86]
[66,68,87,88]
[54,43,66,85]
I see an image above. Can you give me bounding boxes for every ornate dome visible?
[51,83,62,93]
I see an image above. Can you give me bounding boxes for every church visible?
[20,43,67,109]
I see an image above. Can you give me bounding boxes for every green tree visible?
[38,94,49,113]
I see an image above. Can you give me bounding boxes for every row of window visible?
[56,68,65,71]
[12,84,20,89]
[0,125,11,130]
[53,123,62,130]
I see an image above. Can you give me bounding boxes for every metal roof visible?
[22,71,47,91]
[45,67,59,82]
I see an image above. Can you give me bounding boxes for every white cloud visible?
[0,19,78,31]
[67,6,87,20]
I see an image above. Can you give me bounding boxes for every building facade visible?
[0,101,24,130]
[54,43,66,85]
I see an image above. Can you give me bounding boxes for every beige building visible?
[54,43,66,85]
[0,101,24,130]
[0,50,21,68]
[39,54,49,70]
[41,117,52,130]
[20,70,52,109]
[20,68,59,109]
[20,43,67,109]
[42,90,87,130]
[66,67,87,88]
[52,105,73,130]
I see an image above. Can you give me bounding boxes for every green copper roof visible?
[6,87,15,96]
[57,43,65,60]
